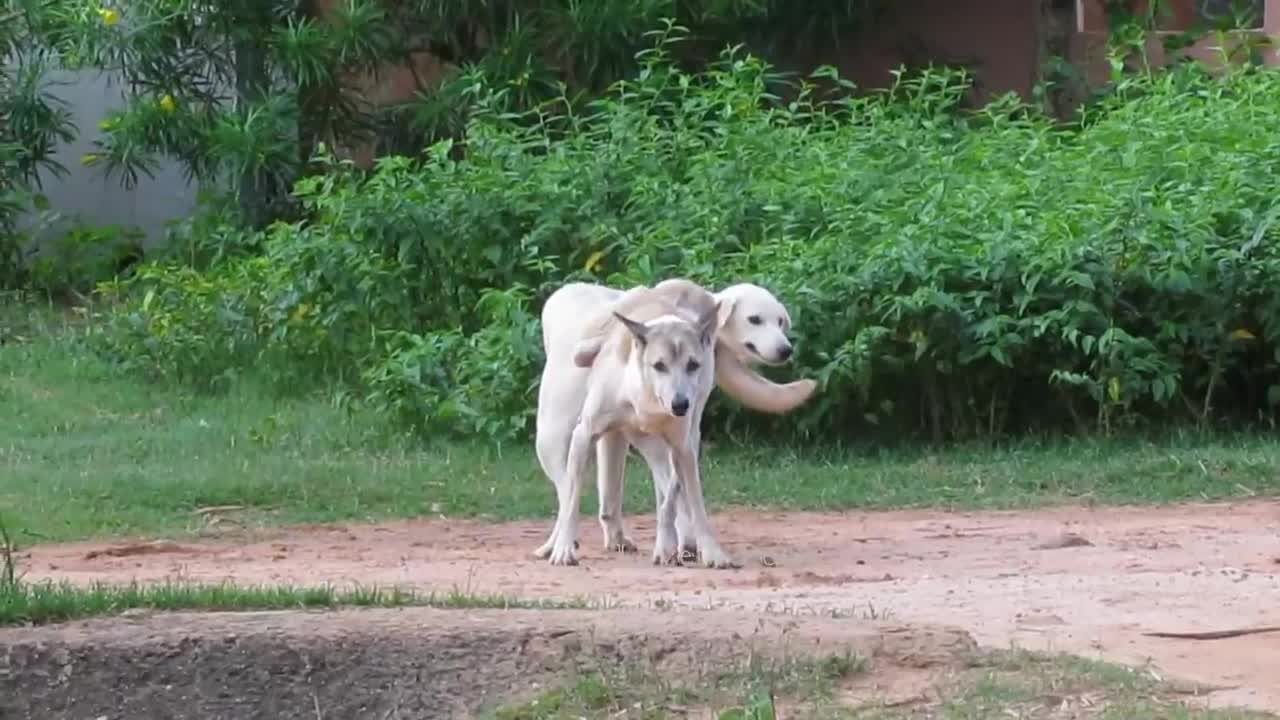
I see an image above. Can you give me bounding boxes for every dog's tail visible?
[714,347,817,414]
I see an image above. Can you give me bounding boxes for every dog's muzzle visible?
[671,396,690,417]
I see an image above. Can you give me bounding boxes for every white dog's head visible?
[614,305,717,418]
[714,283,795,367]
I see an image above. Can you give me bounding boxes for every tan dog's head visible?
[714,283,795,366]
[614,305,717,418]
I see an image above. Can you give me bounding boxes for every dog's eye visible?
[686,360,700,374]
[653,361,668,373]
[747,315,762,325]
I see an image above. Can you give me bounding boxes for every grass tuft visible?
[490,650,867,720]
[0,514,16,589]
[0,580,589,626]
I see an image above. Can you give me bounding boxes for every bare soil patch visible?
[0,607,974,719]
[12,500,1280,713]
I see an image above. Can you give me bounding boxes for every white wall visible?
[21,68,199,252]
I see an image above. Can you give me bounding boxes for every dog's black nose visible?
[777,345,793,361]
[671,396,690,416]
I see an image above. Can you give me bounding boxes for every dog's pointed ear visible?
[699,302,719,347]
[716,296,737,331]
[613,311,648,345]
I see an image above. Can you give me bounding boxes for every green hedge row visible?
[92,45,1280,444]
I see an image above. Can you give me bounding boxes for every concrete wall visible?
[1072,0,1280,86]
[775,0,1277,109]
[19,68,199,252]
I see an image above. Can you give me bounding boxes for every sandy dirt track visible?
[14,500,1280,713]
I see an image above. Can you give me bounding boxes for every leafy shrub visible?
[94,40,1280,444]
[1,4,77,289]
[27,222,145,297]
[92,259,273,391]
[362,286,543,440]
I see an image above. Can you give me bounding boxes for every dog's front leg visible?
[652,464,683,566]
[674,407,705,560]
[670,440,737,569]
[670,394,711,558]
[548,421,593,566]
[629,433,681,565]
[596,430,636,553]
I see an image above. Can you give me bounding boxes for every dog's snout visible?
[671,396,690,416]
[776,344,793,361]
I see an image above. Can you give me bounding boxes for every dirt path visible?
[16,500,1280,712]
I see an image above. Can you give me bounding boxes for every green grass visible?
[0,578,590,626]
[4,299,1280,544]
[896,651,1275,720]
[490,650,1274,719]
[490,648,868,720]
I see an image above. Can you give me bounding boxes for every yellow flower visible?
[80,153,100,166]
[97,7,120,26]
[158,94,176,113]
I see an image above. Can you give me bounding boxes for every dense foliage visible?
[88,33,1280,445]
[1,0,77,289]
[32,0,884,228]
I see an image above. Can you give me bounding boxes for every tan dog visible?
[534,285,720,566]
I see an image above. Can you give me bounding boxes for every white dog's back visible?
[541,283,624,357]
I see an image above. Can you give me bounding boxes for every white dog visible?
[535,279,815,567]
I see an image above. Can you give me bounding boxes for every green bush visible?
[92,42,1280,444]
[27,222,145,297]
[93,258,274,390]
[1,3,77,289]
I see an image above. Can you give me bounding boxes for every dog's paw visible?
[533,538,553,559]
[548,543,579,566]
[652,532,681,566]
[679,547,698,564]
[697,544,740,570]
[652,547,682,566]
[534,538,578,559]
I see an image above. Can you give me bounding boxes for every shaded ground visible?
[2,607,975,719]
[13,500,1280,714]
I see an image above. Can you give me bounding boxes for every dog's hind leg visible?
[547,421,594,565]
[533,421,572,560]
[596,430,636,553]
[671,442,737,569]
